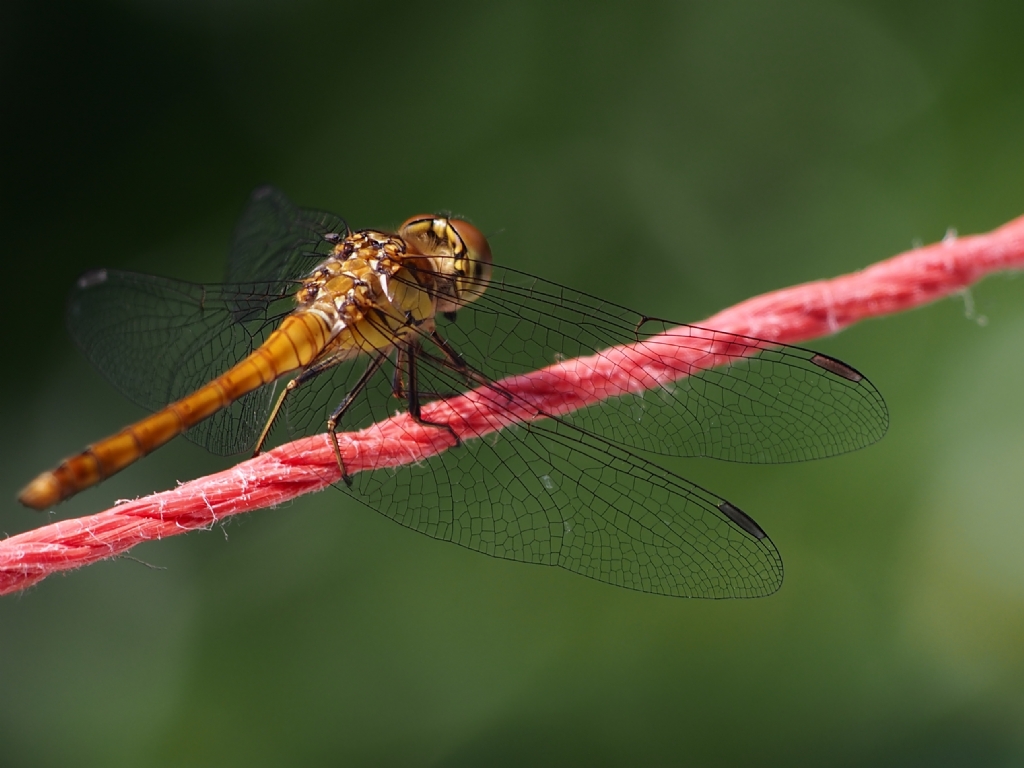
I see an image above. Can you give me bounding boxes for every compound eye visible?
[448,219,492,267]
[447,219,493,306]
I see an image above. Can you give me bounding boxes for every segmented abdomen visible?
[18,312,331,510]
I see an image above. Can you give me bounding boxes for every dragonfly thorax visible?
[295,229,438,357]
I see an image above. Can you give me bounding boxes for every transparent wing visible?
[66,186,351,455]
[224,185,349,288]
[421,263,888,463]
[276,344,783,598]
[66,269,293,454]
[359,421,781,598]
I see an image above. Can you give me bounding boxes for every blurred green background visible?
[3,0,1024,765]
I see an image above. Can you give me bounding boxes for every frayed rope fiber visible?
[4,215,1024,596]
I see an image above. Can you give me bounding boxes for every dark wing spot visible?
[717,501,767,540]
[811,354,864,382]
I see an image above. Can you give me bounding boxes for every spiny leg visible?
[391,347,407,400]
[254,366,324,456]
[326,352,389,486]
[429,330,471,380]
[404,340,461,449]
[390,309,427,400]
[427,329,514,403]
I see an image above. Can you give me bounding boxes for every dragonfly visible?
[18,187,888,598]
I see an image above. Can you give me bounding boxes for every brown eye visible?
[447,219,493,307]
[448,219,492,267]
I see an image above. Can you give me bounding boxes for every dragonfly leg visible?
[253,366,323,456]
[391,347,407,399]
[326,353,389,486]
[429,330,494,390]
[391,310,429,399]
[425,330,514,410]
[429,330,469,376]
[405,340,461,449]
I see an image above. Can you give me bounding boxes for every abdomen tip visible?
[18,474,62,511]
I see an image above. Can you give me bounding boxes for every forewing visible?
[66,269,293,454]
[225,186,349,288]
[431,264,888,464]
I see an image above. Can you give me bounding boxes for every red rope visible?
[4,216,1024,596]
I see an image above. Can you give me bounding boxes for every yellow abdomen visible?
[18,311,331,510]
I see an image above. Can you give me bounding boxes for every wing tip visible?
[251,184,282,201]
[76,269,108,290]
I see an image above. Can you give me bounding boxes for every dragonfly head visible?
[399,214,493,313]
